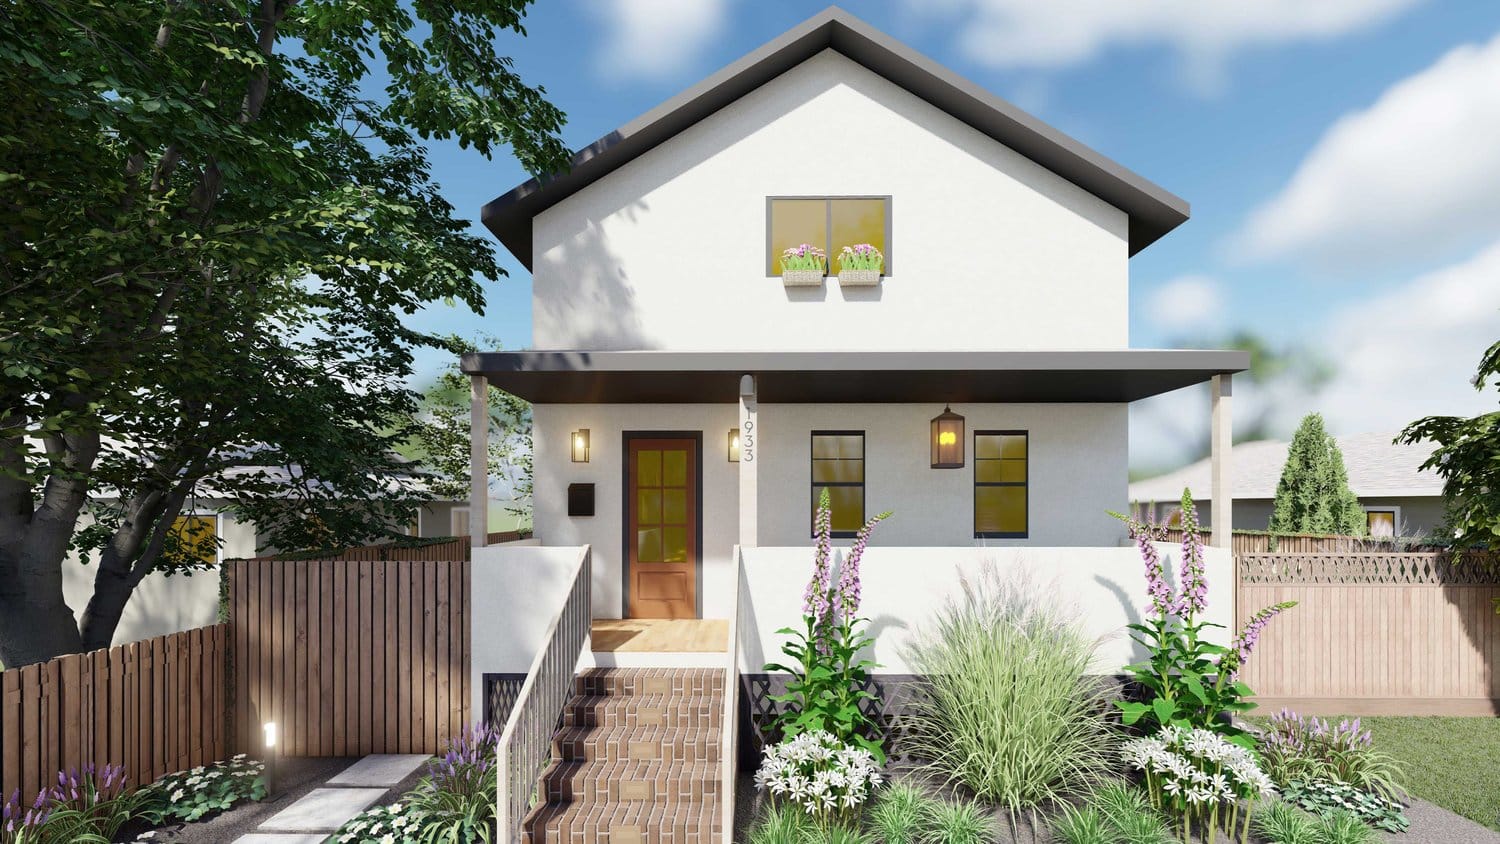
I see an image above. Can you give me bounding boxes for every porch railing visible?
[719,547,745,842]
[496,545,592,843]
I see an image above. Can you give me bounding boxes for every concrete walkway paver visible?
[230,835,328,844]
[256,786,386,833]
[325,753,430,787]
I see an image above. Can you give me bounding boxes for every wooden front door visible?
[626,437,699,618]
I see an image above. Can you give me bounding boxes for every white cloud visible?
[910,0,1420,91]
[1237,31,1500,266]
[587,0,732,82]
[1308,239,1500,435]
[1130,242,1500,473]
[1144,275,1225,333]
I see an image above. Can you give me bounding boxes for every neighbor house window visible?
[975,431,1027,538]
[451,506,471,538]
[1365,508,1398,538]
[768,197,890,276]
[812,431,865,537]
[170,515,219,566]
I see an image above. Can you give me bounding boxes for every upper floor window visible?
[811,431,865,537]
[974,431,1027,538]
[1365,508,1398,538]
[767,197,890,276]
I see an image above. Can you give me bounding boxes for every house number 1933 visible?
[740,420,755,462]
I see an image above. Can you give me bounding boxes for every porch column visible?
[738,374,757,548]
[1209,373,1232,549]
[470,374,489,549]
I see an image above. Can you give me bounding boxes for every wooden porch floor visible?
[590,619,728,653]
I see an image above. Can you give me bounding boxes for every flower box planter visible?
[781,269,825,287]
[837,269,881,287]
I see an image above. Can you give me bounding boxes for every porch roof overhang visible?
[460,349,1249,404]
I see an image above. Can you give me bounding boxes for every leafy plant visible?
[836,244,884,273]
[764,490,890,761]
[402,724,501,843]
[746,801,815,844]
[922,799,997,844]
[1253,801,1321,844]
[1092,782,1174,844]
[1312,810,1375,844]
[904,567,1116,810]
[1255,710,1405,802]
[1124,726,1277,844]
[780,243,827,273]
[1,789,50,844]
[1113,491,1295,743]
[1,764,147,844]
[1280,779,1408,834]
[333,801,425,844]
[865,781,932,844]
[140,755,266,824]
[753,731,883,830]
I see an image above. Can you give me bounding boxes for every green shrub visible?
[904,568,1115,809]
[865,781,933,844]
[1254,801,1322,844]
[2,764,149,844]
[332,724,500,844]
[1053,804,1116,844]
[921,799,996,844]
[1313,810,1376,844]
[139,755,266,823]
[1256,711,1405,802]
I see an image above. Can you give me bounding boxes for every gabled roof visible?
[482,6,1190,268]
[1129,432,1444,503]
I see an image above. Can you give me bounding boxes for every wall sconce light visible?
[571,429,590,463]
[728,429,740,462]
[931,404,965,469]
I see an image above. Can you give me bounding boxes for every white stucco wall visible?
[738,543,1234,674]
[469,542,581,718]
[756,403,1129,547]
[62,508,258,647]
[532,404,742,620]
[531,50,1130,353]
[531,401,1129,621]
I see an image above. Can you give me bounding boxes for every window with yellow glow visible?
[767,197,890,276]
[1366,509,1397,538]
[811,431,865,537]
[170,515,219,566]
[974,432,1027,537]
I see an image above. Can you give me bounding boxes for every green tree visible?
[0,0,569,666]
[1268,413,1366,536]
[405,337,532,525]
[1397,339,1500,548]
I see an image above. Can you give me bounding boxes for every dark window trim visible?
[974,429,1028,539]
[620,431,704,619]
[766,196,893,277]
[811,430,865,539]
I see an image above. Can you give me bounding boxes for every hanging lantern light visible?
[931,405,964,469]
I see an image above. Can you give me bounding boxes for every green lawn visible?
[1359,716,1500,831]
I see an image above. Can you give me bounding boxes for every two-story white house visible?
[467,9,1248,842]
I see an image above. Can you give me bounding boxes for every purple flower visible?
[1172,490,1209,617]
[1230,600,1297,669]
[835,509,891,618]
[803,490,834,627]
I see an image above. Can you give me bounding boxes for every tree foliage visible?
[1398,339,1500,548]
[0,0,569,665]
[404,336,532,522]
[1268,413,1366,536]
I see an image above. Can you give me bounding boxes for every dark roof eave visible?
[481,7,1189,268]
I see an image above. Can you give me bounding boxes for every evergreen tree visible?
[1269,414,1367,536]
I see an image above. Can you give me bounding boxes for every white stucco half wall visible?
[470,542,582,719]
[737,543,1234,675]
[531,50,1130,353]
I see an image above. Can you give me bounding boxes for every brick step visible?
[539,758,721,805]
[562,693,723,730]
[576,668,724,698]
[553,724,721,764]
[521,797,722,844]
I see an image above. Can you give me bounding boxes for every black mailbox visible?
[567,483,595,517]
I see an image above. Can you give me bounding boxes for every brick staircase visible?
[522,668,725,844]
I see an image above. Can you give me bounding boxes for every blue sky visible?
[404,0,1500,471]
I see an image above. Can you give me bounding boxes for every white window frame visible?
[1362,505,1401,537]
[450,506,471,538]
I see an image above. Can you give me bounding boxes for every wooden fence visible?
[1237,553,1500,715]
[1159,528,1456,555]
[1,625,229,801]
[225,558,471,756]
[250,530,531,563]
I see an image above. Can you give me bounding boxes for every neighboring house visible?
[463,9,1248,838]
[1129,432,1445,537]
